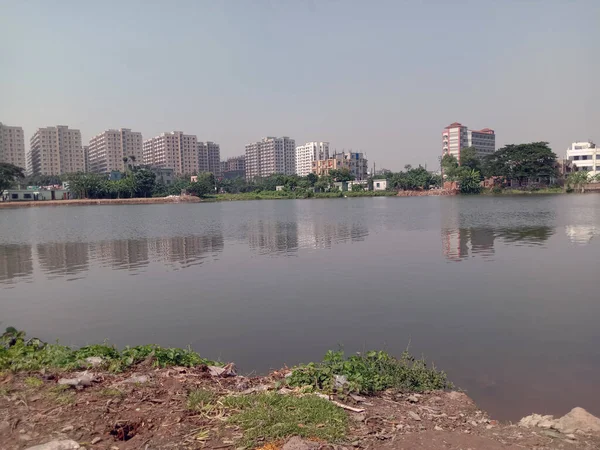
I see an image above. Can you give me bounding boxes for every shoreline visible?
[0,195,201,209]
[2,332,600,449]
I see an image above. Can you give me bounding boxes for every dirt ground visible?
[1,366,599,450]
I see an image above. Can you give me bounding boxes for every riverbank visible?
[213,191,397,201]
[2,332,600,449]
[0,195,201,209]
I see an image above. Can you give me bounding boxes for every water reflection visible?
[0,244,33,284]
[565,226,600,244]
[37,242,89,279]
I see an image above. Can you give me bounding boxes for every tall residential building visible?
[442,122,495,161]
[28,126,84,176]
[88,128,143,174]
[245,137,296,180]
[312,151,368,180]
[295,142,329,176]
[221,155,246,179]
[0,122,26,170]
[83,146,90,173]
[566,141,600,177]
[198,141,221,176]
[143,131,198,175]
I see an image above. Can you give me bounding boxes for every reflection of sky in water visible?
[565,226,599,244]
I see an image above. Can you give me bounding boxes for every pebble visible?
[565,434,577,441]
[122,374,149,384]
[25,440,81,450]
[434,425,443,431]
[91,437,102,445]
[408,411,421,421]
[470,421,478,427]
[61,426,74,432]
[406,395,419,403]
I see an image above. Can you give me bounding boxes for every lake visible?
[2,195,600,421]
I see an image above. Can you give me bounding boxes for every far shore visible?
[0,195,201,209]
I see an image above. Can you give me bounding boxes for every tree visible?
[566,171,589,192]
[306,173,318,186]
[133,168,156,197]
[457,168,482,194]
[0,163,25,193]
[459,147,481,172]
[441,154,459,180]
[329,168,355,182]
[351,183,365,192]
[482,142,557,185]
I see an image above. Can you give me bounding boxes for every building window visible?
[11,194,19,199]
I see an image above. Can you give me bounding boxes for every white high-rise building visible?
[442,122,495,161]
[245,136,296,180]
[0,122,26,170]
[566,141,600,177]
[198,141,221,176]
[295,142,329,176]
[28,126,84,176]
[88,128,143,174]
[143,132,198,175]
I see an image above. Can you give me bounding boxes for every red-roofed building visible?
[442,123,495,162]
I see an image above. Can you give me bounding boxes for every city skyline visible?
[2,1,598,171]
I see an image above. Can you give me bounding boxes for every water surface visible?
[2,195,600,420]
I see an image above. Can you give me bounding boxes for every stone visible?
[208,363,237,377]
[58,373,94,388]
[19,434,33,441]
[408,411,421,421]
[553,407,600,434]
[406,395,419,403]
[25,440,81,450]
[434,425,443,431]
[565,433,577,440]
[122,374,149,384]
[91,437,102,444]
[429,396,443,405]
[350,394,366,402]
[334,374,348,389]
[519,413,555,429]
[61,425,74,433]
[84,357,103,367]
[470,421,478,427]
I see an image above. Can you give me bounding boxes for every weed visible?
[226,393,346,447]
[48,385,75,405]
[187,388,216,411]
[99,388,123,398]
[24,377,43,388]
[288,350,452,394]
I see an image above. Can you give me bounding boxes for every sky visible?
[1,0,599,171]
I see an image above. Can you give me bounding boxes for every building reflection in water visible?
[0,244,33,284]
[37,242,89,278]
[565,226,599,245]
[149,234,224,268]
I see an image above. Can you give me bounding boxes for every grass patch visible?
[0,328,218,373]
[24,376,43,388]
[288,350,452,395]
[99,388,124,398]
[48,384,75,405]
[187,388,216,411]
[224,393,347,447]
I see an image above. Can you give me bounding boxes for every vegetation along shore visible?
[2,328,600,449]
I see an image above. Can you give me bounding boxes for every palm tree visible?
[128,155,137,168]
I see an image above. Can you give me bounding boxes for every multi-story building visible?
[566,141,600,177]
[245,137,296,180]
[28,126,84,176]
[83,146,90,173]
[198,141,221,176]
[221,155,246,179]
[312,151,368,180]
[143,131,198,175]
[442,122,495,161]
[0,123,26,170]
[88,128,143,174]
[295,142,329,176]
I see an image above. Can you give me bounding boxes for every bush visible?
[288,349,452,394]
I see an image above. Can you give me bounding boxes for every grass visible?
[48,384,75,405]
[287,350,452,395]
[24,376,43,388]
[0,328,218,373]
[223,393,347,447]
[187,388,216,411]
[212,190,396,201]
[99,388,124,398]
[482,186,564,195]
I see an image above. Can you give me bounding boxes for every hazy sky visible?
[1,0,599,170]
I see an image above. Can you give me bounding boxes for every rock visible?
[91,437,102,444]
[58,373,94,388]
[282,436,318,450]
[395,423,404,430]
[122,374,149,384]
[553,407,600,434]
[84,357,103,367]
[61,425,74,433]
[429,396,443,405]
[408,411,421,421]
[208,363,237,377]
[565,433,577,440]
[470,421,478,427]
[25,440,81,450]
[334,374,348,389]
[19,434,33,441]
[434,425,443,431]
[519,413,555,429]
[350,394,366,402]
[406,395,419,403]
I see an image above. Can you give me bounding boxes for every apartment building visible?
[198,141,221,176]
[245,137,296,180]
[295,142,329,176]
[311,151,368,180]
[0,122,26,169]
[221,155,245,179]
[442,122,495,161]
[28,126,84,176]
[88,128,143,174]
[143,131,198,175]
[566,141,600,177]
[83,146,90,173]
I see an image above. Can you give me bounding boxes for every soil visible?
[1,367,599,450]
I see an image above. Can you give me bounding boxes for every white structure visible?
[198,141,221,176]
[295,141,329,176]
[0,122,26,169]
[373,179,388,191]
[245,137,296,180]
[143,131,198,175]
[442,122,495,161]
[28,126,84,176]
[566,141,600,177]
[88,128,143,174]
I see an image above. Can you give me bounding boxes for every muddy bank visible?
[0,196,201,209]
[2,366,599,450]
[396,189,457,197]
